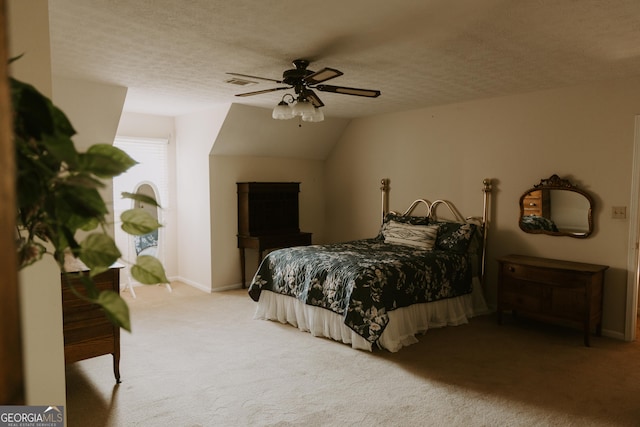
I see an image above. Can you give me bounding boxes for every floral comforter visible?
[248,238,473,343]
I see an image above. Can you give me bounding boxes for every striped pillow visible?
[382,220,439,250]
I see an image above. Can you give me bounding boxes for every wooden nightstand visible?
[496,254,608,346]
[61,264,123,383]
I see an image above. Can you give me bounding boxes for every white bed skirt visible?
[254,277,491,352]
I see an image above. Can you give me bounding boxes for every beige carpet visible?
[65,282,640,427]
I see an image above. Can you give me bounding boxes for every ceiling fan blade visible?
[234,87,290,97]
[304,67,343,85]
[315,84,381,98]
[226,72,283,83]
[302,89,324,108]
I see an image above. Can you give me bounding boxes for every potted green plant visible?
[11,67,167,332]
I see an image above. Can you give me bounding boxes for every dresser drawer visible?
[496,255,608,346]
[522,195,543,215]
[549,286,587,319]
[521,189,549,217]
[500,289,542,312]
[63,316,115,346]
[62,271,117,322]
[501,262,586,288]
[61,265,122,381]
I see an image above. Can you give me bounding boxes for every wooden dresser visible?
[522,189,550,217]
[61,265,122,383]
[237,182,312,287]
[496,254,608,346]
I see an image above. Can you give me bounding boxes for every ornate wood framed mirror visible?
[519,174,594,238]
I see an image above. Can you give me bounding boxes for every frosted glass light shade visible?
[272,101,294,119]
[302,107,324,122]
[292,100,314,117]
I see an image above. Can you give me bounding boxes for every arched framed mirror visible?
[519,174,594,238]
[133,182,160,257]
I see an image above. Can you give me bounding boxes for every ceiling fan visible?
[227,59,381,110]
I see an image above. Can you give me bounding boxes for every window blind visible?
[112,136,169,216]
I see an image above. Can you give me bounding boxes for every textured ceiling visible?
[48,0,640,119]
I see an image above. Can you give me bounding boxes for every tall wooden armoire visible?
[237,182,312,287]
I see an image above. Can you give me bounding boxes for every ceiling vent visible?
[225,77,257,86]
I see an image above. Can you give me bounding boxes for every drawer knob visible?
[508,266,515,272]
[529,202,537,206]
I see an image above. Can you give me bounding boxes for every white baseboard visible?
[172,276,211,293]
[601,328,626,341]
[211,283,245,292]
[169,277,246,293]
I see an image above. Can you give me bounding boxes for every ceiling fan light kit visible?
[229,59,380,123]
[272,95,296,120]
[291,98,315,117]
[272,93,324,122]
[303,107,324,122]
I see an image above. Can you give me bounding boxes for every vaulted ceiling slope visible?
[212,104,349,160]
[49,0,640,119]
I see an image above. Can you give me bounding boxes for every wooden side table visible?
[61,264,123,383]
[497,254,608,346]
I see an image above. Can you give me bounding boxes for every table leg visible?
[240,248,246,288]
[113,352,121,384]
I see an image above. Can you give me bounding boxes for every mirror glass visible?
[519,175,594,238]
[134,183,160,257]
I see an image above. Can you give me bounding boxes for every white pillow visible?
[382,220,438,250]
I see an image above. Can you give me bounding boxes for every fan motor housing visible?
[282,59,313,86]
[282,68,313,86]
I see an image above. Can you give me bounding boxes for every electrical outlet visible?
[612,206,627,219]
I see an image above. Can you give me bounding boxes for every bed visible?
[248,178,492,352]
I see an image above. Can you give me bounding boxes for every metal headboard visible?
[379,178,493,284]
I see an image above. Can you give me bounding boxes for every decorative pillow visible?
[432,221,477,253]
[382,220,438,250]
[383,212,429,226]
[377,212,429,240]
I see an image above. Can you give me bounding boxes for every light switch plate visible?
[612,206,627,219]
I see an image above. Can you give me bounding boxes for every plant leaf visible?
[9,54,24,64]
[121,191,161,208]
[41,133,79,167]
[131,255,169,284]
[55,185,108,226]
[79,217,100,232]
[121,208,161,235]
[95,291,131,332]
[49,100,76,139]
[11,77,55,139]
[79,144,137,178]
[79,233,121,271]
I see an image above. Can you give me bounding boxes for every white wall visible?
[325,76,640,338]
[7,0,51,95]
[174,103,339,291]
[52,76,128,238]
[208,103,346,290]
[212,103,349,160]
[210,155,325,290]
[117,112,178,279]
[174,106,230,291]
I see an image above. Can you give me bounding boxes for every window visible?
[112,136,169,264]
